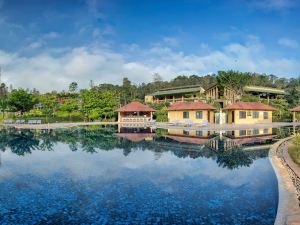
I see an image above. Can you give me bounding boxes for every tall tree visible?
[69,82,78,93]
[0,83,8,118]
[216,70,251,95]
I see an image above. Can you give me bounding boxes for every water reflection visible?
[0,125,295,170]
[0,125,290,224]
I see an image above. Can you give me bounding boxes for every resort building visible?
[167,101,216,124]
[224,102,276,124]
[205,84,285,107]
[205,84,238,108]
[145,85,205,103]
[243,85,286,102]
[116,102,155,123]
[290,106,300,123]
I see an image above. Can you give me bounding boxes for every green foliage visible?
[241,94,260,102]
[154,108,168,122]
[293,133,300,147]
[216,70,251,95]
[81,89,118,121]
[8,89,37,114]
[69,82,78,93]
[289,138,300,166]
[269,98,291,122]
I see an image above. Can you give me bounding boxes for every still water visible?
[0,125,292,224]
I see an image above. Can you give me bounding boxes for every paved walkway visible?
[1,121,298,130]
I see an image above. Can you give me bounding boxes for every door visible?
[232,111,235,123]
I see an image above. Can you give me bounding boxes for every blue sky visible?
[0,0,299,91]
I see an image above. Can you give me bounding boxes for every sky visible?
[0,0,300,92]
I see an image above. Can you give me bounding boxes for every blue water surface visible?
[0,126,281,225]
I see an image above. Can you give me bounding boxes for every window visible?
[183,111,189,119]
[239,130,246,136]
[183,130,189,135]
[196,130,203,136]
[263,128,268,134]
[247,111,251,116]
[263,112,268,119]
[196,111,203,119]
[247,130,252,135]
[253,111,259,118]
[253,129,259,135]
[239,111,246,119]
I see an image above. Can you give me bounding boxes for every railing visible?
[153,97,204,103]
[121,116,150,123]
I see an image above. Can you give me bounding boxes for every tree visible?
[69,82,78,93]
[81,89,118,121]
[8,89,37,115]
[59,98,79,121]
[216,70,251,95]
[39,94,58,122]
[0,83,8,118]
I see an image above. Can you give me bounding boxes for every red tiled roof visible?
[224,102,276,111]
[290,106,300,112]
[167,101,216,111]
[116,102,156,112]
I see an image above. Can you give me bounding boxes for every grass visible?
[288,143,300,166]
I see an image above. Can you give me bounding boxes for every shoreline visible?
[270,137,300,225]
[1,121,298,130]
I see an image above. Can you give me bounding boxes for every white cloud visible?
[278,37,298,48]
[0,38,299,92]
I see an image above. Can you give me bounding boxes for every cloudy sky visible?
[0,0,299,92]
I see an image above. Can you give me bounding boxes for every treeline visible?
[0,70,299,122]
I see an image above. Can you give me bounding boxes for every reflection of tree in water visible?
[5,129,40,156]
[214,148,253,170]
[0,126,269,169]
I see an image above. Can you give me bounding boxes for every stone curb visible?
[269,136,300,225]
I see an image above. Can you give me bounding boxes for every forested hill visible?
[96,71,296,105]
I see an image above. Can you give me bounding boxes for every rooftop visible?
[149,85,204,97]
[167,101,216,111]
[224,102,276,111]
[243,85,286,95]
[116,102,156,112]
[290,106,300,112]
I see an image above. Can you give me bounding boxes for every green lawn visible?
[288,143,300,166]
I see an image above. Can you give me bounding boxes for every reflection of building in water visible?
[225,128,273,138]
[165,129,216,145]
[207,128,274,151]
[115,125,155,142]
[116,101,155,123]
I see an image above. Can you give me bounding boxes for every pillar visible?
[118,112,121,123]
[293,111,296,123]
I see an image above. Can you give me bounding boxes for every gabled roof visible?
[116,102,156,112]
[167,101,216,111]
[224,102,276,111]
[149,85,204,97]
[290,106,300,112]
